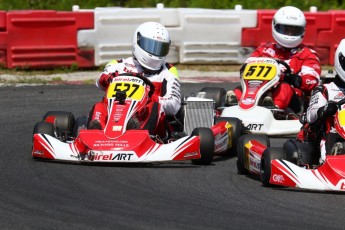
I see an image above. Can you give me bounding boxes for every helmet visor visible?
[339,52,345,72]
[274,23,305,36]
[137,33,170,57]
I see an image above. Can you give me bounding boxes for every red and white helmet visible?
[132,22,171,71]
[335,39,345,82]
[272,6,306,48]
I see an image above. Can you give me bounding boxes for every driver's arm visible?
[298,51,321,92]
[306,85,328,124]
[159,71,181,116]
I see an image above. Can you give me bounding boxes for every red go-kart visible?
[32,73,235,165]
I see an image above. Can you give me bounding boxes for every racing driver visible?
[227,6,321,110]
[298,38,345,164]
[87,22,181,138]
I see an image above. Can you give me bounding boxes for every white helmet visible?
[272,6,306,48]
[335,39,345,82]
[132,22,171,71]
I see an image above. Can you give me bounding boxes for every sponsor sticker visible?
[272,174,285,183]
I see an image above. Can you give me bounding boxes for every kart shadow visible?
[238,172,345,195]
[32,158,219,168]
[268,186,345,195]
[212,152,237,162]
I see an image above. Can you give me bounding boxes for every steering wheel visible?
[275,59,292,76]
[335,98,345,108]
[117,73,155,98]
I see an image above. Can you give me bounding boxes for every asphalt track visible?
[1,83,345,230]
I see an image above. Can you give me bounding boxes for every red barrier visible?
[317,10,345,65]
[242,10,332,65]
[0,11,7,67]
[0,10,94,69]
[241,10,275,47]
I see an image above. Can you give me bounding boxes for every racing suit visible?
[234,43,321,109]
[88,57,181,137]
[298,75,345,162]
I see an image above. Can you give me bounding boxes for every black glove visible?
[317,101,338,120]
[284,73,302,88]
[299,113,307,124]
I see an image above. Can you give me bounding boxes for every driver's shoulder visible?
[164,62,179,79]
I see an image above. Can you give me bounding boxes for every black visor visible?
[339,52,345,71]
[137,32,170,57]
[274,23,305,36]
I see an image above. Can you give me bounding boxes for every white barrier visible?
[77,6,257,66]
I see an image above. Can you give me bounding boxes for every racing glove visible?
[284,73,302,88]
[299,113,307,125]
[317,101,338,120]
[99,72,117,89]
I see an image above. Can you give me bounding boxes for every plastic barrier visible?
[317,10,345,65]
[0,10,94,69]
[0,11,7,67]
[78,7,180,66]
[241,10,275,47]
[1,7,345,69]
[176,8,257,64]
[241,10,332,65]
[78,7,257,66]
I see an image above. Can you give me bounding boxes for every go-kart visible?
[32,73,236,165]
[220,57,304,136]
[196,57,305,171]
[243,99,345,192]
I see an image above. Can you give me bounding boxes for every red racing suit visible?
[88,57,181,137]
[234,43,321,109]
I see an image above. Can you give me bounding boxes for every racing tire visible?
[72,116,88,138]
[43,111,75,133]
[215,117,243,156]
[199,87,227,109]
[260,147,285,187]
[191,127,214,165]
[33,121,55,137]
[237,134,270,175]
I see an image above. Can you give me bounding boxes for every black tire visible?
[72,116,88,138]
[33,121,55,136]
[260,147,285,187]
[215,117,243,155]
[237,134,270,174]
[43,111,75,133]
[199,87,227,109]
[191,127,214,165]
[283,139,317,166]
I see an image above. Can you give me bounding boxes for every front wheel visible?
[191,127,214,165]
[237,134,270,174]
[260,147,285,187]
[215,117,242,156]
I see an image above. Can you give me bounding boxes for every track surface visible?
[1,83,345,230]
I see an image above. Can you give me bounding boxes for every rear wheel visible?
[191,127,214,165]
[260,147,285,187]
[43,111,75,133]
[215,117,242,155]
[237,134,270,174]
[72,116,88,138]
[33,121,55,136]
[198,87,226,109]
